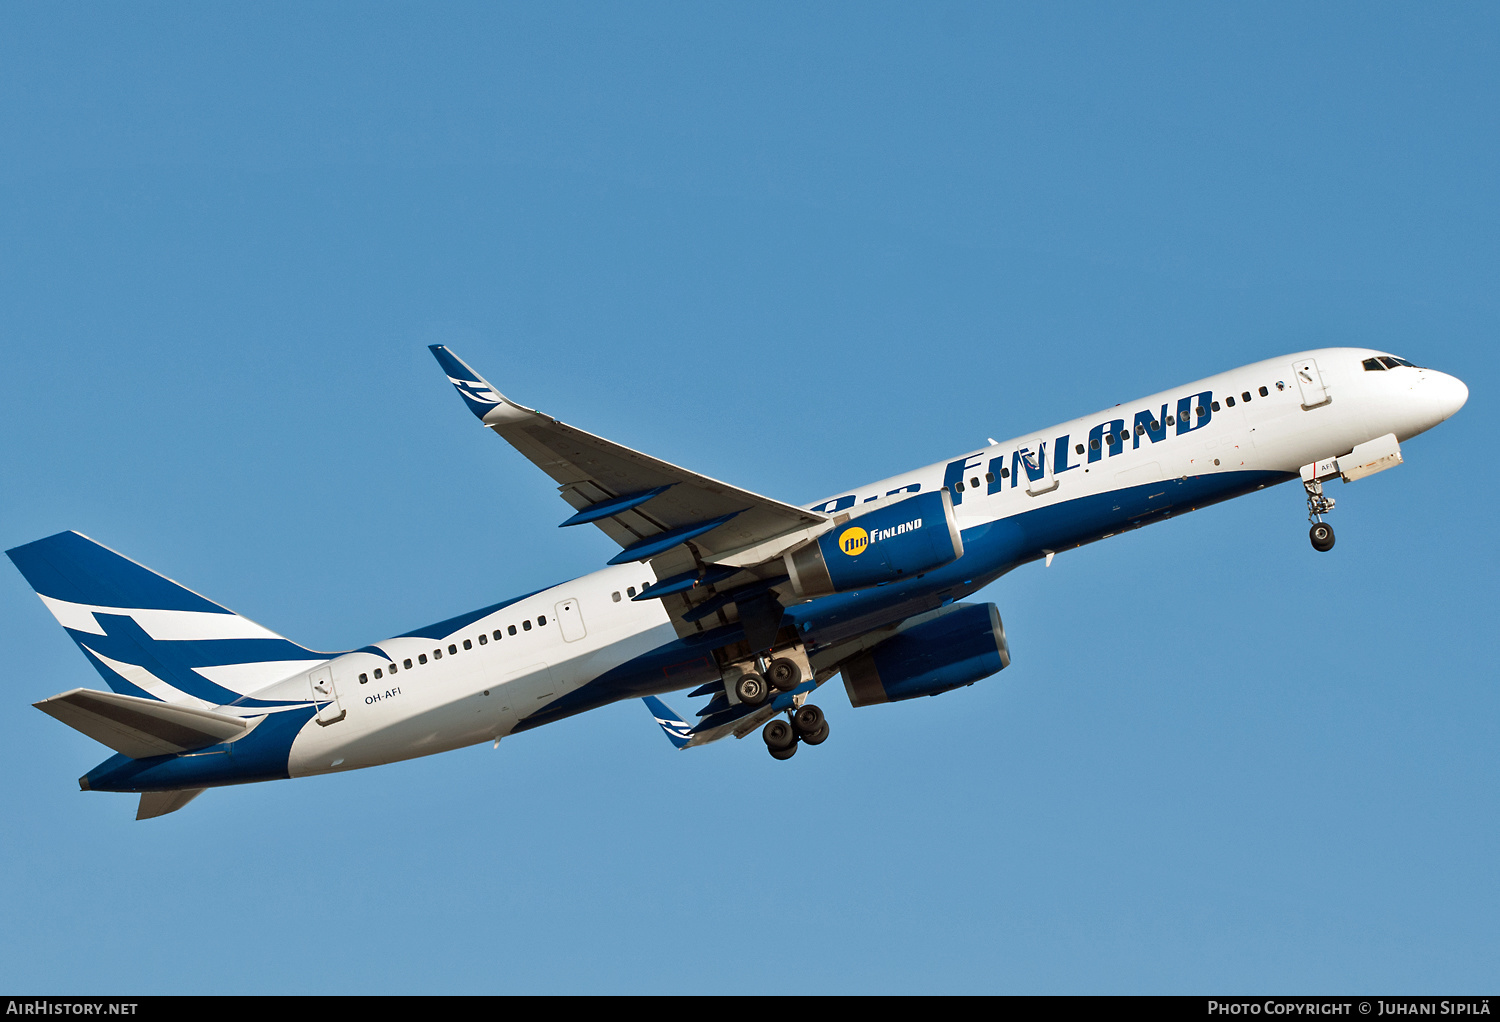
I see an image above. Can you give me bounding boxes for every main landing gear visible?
[732,656,804,707]
[762,703,830,760]
[1304,476,1337,553]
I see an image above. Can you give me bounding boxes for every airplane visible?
[7,346,1468,819]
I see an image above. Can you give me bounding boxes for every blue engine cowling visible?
[841,602,1010,706]
[784,489,964,599]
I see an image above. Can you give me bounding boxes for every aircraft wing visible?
[429,346,831,602]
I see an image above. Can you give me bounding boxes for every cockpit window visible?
[1379,357,1403,369]
[1363,358,1386,371]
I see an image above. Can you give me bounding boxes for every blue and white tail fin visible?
[642,696,693,750]
[7,531,332,708]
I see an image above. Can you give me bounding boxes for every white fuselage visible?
[279,348,1467,778]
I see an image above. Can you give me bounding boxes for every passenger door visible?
[1293,359,1331,409]
[309,665,345,726]
[554,598,587,642]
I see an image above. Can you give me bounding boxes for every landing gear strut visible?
[762,703,830,760]
[1304,477,1336,553]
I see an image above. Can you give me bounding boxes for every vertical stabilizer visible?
[7,531,333,706]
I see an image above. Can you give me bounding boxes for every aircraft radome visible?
[8,347,1467,818]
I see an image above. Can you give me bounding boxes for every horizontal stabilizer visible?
[36,688,251,760]
[137,788,205,820]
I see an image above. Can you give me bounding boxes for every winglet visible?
[642,696,692,750]
[428,345,538,426]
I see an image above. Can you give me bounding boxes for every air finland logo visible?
[839,527,869,556]
[838,519,923,556]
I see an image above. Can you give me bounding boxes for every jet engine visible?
[784,489,963,599]
[841,602,1010,706]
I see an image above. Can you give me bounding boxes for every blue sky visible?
[1,4,1496,993]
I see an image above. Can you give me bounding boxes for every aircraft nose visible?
[1427,370,1469,423]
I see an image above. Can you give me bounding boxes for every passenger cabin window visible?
[433,649,442,659]
[1196,405,1207,416]
[389,663,398,674]
[954,481,964,492]
[419,654,427,664]
[523,620,532,631]
[1259,386,1268,397]
[985,471,995,483]
[403,658,412,669]
[1165,416,1175,426]
[463,639,472,650]
[1089,439,1099,451]
[1242,392,1251,402]
[1000,467,1010,477]
[508,625,517,635]
[627,587,636,597]
[360,673,369,684]
[448,644,457,654]
[374,668,383,679]
[969,476,979,488]
[538,616,547,626]
[1075,444,1085,455]
[612,591,621,602]
[494,629,503,640]
[1225,396,1235,407]
[478,634,487,645]
[1211,401,1221,412]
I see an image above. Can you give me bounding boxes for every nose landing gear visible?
[762,703,830,760]
[1301,460,1338,553]
[1305,479,1336,552]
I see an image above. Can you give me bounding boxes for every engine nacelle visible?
[842,602,1010,707]
[785,489,964,599]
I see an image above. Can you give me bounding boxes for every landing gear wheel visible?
[734,672,768,706]
[769,743,797,761]
[801,721,830,746]
[767,657,802,692]
[762,718,796,752]
[1309,522,1335,552]
[792,704,825,737]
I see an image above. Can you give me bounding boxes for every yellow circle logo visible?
[838,526,869,556]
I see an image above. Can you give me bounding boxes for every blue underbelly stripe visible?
[510,469,1292,730]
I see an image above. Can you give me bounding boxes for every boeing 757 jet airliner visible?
[8,347,1468,818]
